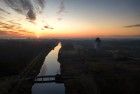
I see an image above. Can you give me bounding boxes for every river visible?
[32,43,65,94]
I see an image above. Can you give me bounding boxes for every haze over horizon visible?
[0,0,140,39]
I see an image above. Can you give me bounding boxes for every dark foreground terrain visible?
[0,38,140,94]
[0,39,58,94]
[58,38,140,94]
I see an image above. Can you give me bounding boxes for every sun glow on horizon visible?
[0,0,140,38]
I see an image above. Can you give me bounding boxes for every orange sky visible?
[0,0,140,38]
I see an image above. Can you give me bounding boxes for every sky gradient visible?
[0,0,140,38]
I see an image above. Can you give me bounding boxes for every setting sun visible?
[0,0,140,39]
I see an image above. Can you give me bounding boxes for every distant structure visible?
[94,37,101,50]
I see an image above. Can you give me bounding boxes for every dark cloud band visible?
[3,0,46,21]
[124,24,140,28]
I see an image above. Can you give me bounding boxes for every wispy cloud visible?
[57,0,65,14]
[0,21,20,30]
[0,21,34,38]
[57,0,65,21]
[0,8,10,14]
[0,30,24,37]
[124,24,140,28]
[0,0,67,38]
[44,25,54,29]
[3,0,46,21]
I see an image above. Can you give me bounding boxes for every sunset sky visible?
[0,0,140,38]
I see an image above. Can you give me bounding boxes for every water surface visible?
[32,43,65,94]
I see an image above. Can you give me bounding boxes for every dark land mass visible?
[58,39,140,94]
[0,39,58,94]
[0,38,140,94]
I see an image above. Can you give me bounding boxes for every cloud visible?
[0,0,66,38]
[0,30,8,35]
[0,29,34,38]
[0,30,23,37]
[26,8,36,20]
[7,20,21,26]
[3,0,46,21]
[0,21,34,37]
[124,24,140,28]
[57,0,65,14]
[44,25,54,29]
[57,0,65,20]
[0,8,10,14]
[0,21,20,30]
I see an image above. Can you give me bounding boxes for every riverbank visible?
[11,42,58,94]
[58,41,98,94]
[0,39,58,94]
[58,39,140,94]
